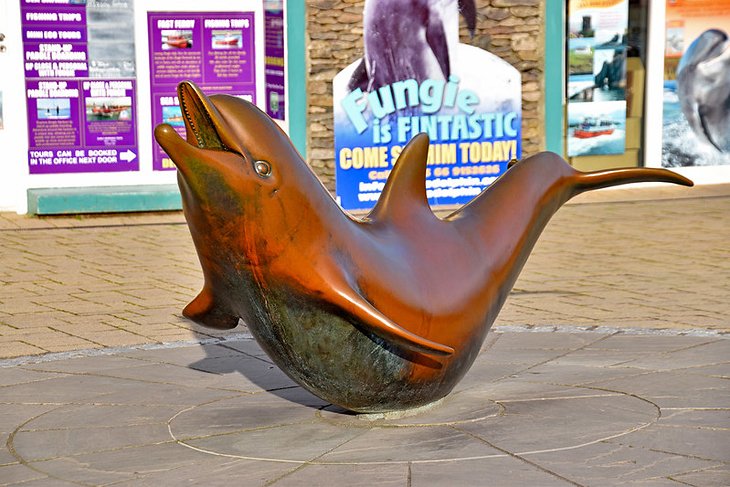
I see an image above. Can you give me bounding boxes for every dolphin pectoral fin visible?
[698,109,725,152]
[327,286,454,357]
[425,17,451,78]
[183,287,239,330]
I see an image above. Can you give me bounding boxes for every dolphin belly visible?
[243,287,467,413]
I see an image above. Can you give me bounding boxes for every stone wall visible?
[306,0,546,191]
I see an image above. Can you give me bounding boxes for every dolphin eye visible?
[254,160,272,178]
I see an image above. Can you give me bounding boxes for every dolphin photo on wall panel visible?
[332,0,522,211]
[662,1,730,168]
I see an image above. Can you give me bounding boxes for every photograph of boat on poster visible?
[85,97,132,121]
[161,30,193,49]
[211,30,242,49]
[568,100,626,156]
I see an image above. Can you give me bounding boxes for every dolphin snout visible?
[154,123,188,172]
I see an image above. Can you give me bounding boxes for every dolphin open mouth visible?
[178,81,229,151]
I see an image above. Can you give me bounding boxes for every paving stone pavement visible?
[1,332,728,486]
[1,184,727,357]
[0,183,728,485]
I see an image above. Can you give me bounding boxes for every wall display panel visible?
[661,0,730,168]
[566,0,629,158]
[0,0,282,213]
[263,0,285,121]
[21,0,139,174]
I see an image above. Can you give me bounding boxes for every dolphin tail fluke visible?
[573,167,694,194]
[184,287,239,330]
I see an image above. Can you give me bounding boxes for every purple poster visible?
[264,0,285,121]
[148,12,256,171]
[21,0,139,174]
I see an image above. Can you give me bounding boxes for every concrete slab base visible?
[1,330,728,485]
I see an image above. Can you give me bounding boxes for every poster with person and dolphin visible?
[663,0,730,167]
[332,0,522,211]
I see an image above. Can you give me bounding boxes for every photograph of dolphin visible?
[348,0,476,92]
[676,28,730,153]
[155,81,692,413]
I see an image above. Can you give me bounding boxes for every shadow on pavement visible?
[186,326,343,413]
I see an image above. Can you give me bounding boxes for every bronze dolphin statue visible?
[155,81,693,413]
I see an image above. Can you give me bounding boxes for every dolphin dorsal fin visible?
[367,133,434,223]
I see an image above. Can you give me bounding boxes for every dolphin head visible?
[155,81,300,208]
[677,29,728,75]
[154,81,328,265]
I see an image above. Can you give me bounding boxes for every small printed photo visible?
[568,37,595,75]
[665,22,685,58]
[86,97,132,120]
[594,32,624,48]
[37,98,71,120]
[568,76,595,103]
[593,48,626,99]
[211,30,242,49]
[269,91,280,113]
[568,100,626,157]
[569,14,595,38]
[162,30,193,49]
[569,46,626,104]
[264,0,283,12]
[162,106,185,127]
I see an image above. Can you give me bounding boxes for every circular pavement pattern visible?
[168,383,657,465]
[3,331,729,486]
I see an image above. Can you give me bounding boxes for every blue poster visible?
[332,1,521,211]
